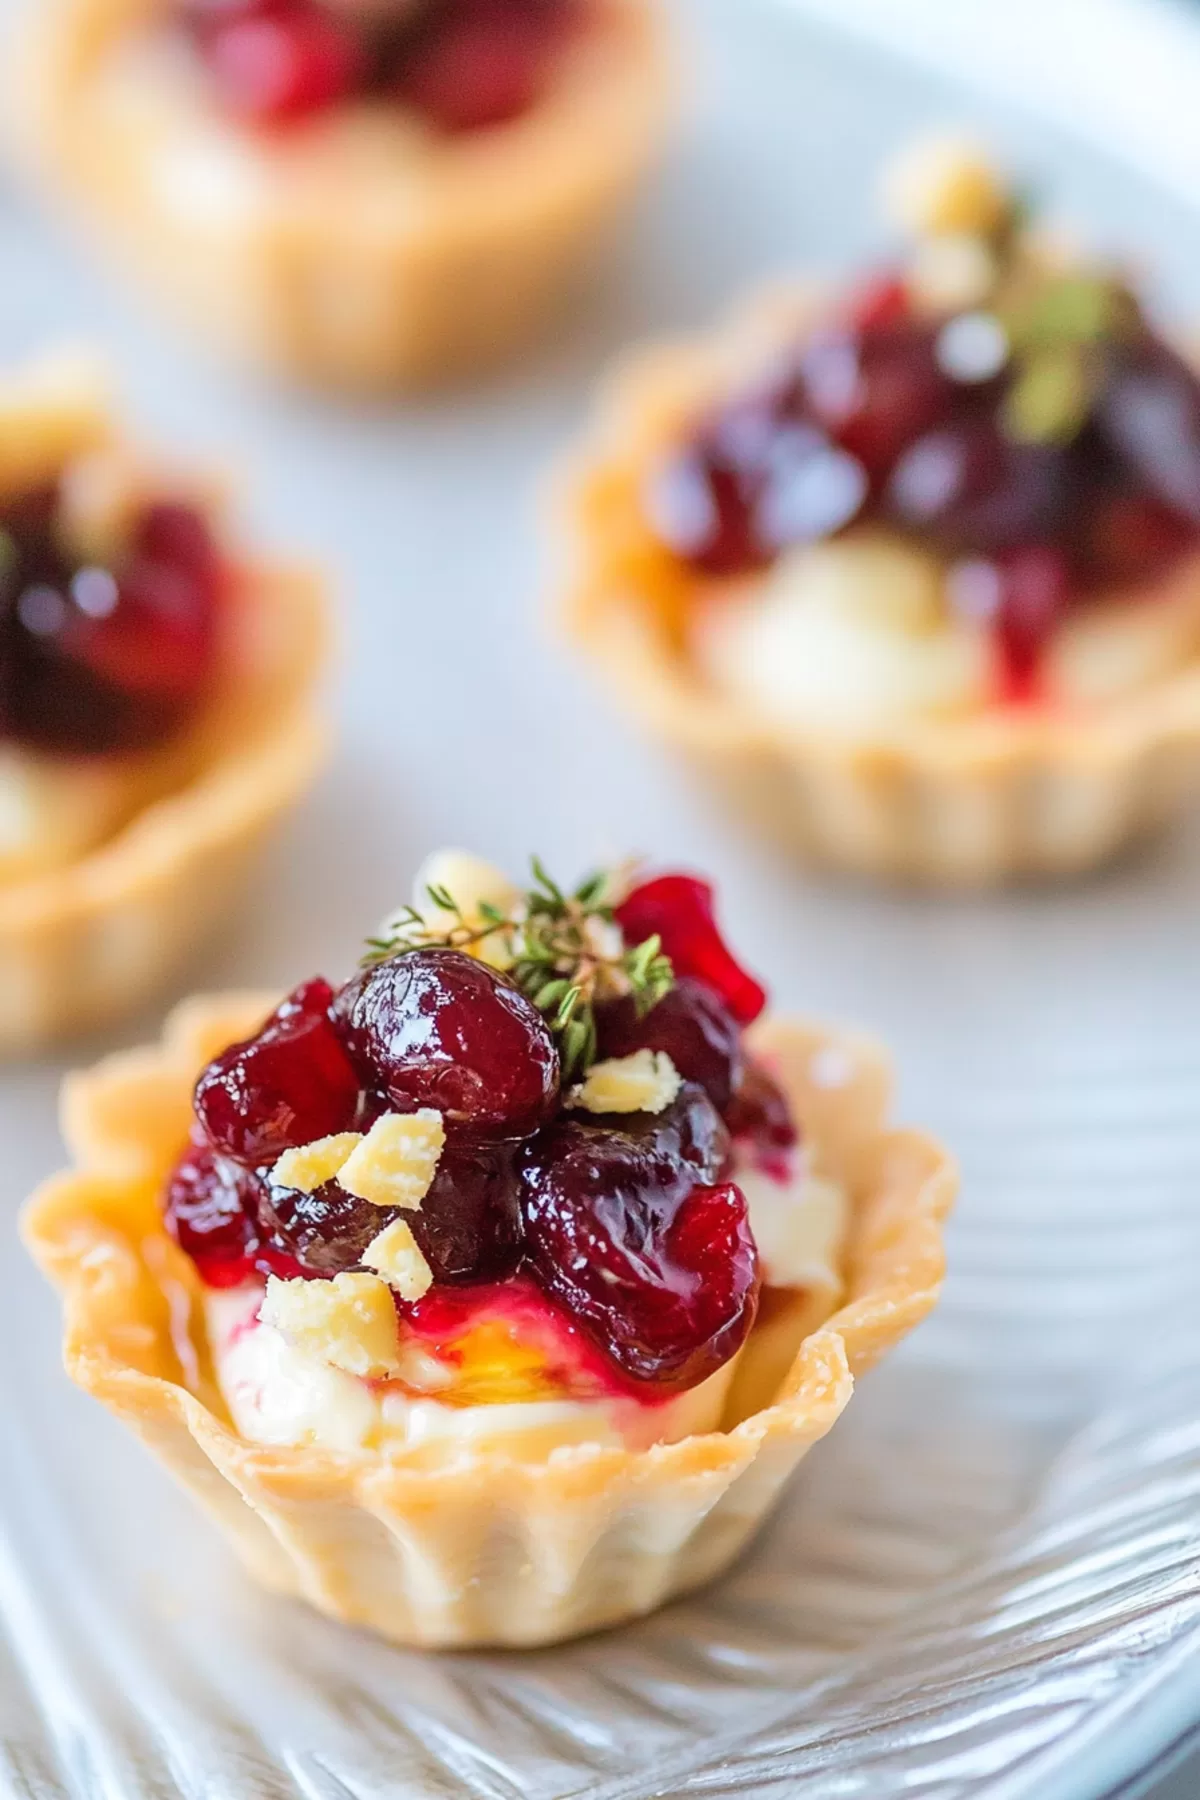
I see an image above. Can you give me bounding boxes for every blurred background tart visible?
[560,137,1200,884]
[0,348,327,1048]
[17,0,671,389]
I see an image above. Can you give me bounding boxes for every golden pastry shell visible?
[24,992,954,1648]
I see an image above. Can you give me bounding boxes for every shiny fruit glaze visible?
[615,874,767,1026]
[333,948,561,1138]
[166,883,794,1398]
[181,0,578,133]
[521,1086,759,1390]
[0,491,222,755]
[648,291,1200,694]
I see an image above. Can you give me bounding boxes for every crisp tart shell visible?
[17,0,672,390]
[556,284,1200,885]
[0,565,328,1050]
[23,993,954,1649]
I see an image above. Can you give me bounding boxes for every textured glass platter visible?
[4,0,1200,1795]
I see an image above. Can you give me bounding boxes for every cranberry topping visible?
[164,1133,303,1286]
[195,979,361,1167]
[616,874,767,1027]
[0,491,222,756]
[333,949,560,1139]
[521,1086,758,1390]
[648,288,1200,696]
[181,0,576,133]
[725,1060,797,1154]
[596,976,744,1114]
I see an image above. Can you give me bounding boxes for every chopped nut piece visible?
[338,1110,445,1210]
[271,1132,363,1194]
[570,1049,682,1115]
[362,1218,434,1303]
[882,135,1009,240]
[260,1272,401,1378]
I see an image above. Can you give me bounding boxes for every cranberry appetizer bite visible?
[0,351,325,1048]
[18,0,669,388]
[25,849,951,1647]
[562,138,1200,883]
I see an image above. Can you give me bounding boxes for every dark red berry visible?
[521,1086,758,1390]
[1096,339,1200,525]
[616,874,766,1027]
[411,1141,524,1283]
[596,977,743,1114]
[390,0,548,133]
[725,1059,798,1174]
[886,418,1068,556]
[203,6,365,123]
[845,270,911,333]
[195,978,361,1167]
[332,949,560,1139]
[798,320,956,482]
[164,1132,262,1288]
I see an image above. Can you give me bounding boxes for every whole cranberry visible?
[886,418,1068,556]
[391,0,551,133]
[202,4,366,124]
[521,1086,757,1391]
[164,1132,263,1288]
[194,978,362,1167]
[725,1060,798,1156]
[616,873,766,1027]
[414,1141,524,1283]
[1095,339,1200,525]
[332,949,560,1139]
[797,319,956,482]
[596,977,743,1114]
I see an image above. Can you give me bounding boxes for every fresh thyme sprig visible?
[363,858,674,1080]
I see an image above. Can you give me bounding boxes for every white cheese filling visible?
[205,1286,737,1460]
[695,531,1200,730]
[204,1139,846,1461]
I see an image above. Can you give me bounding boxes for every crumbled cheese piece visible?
[571,1050,682,1116]
[908,233,997,315]
[338,1110,445,1210]
[271,1132,363,1194]
[260,1272,401,1378]
[882,135,1008,239]
[362,1219,434,1303]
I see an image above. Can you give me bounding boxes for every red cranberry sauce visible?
[0,488,222,756]
[166,873,799,1396]
[647,282,1200,698]
[180,0,580,133]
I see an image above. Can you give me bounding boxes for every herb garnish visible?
[364,859,674,1080]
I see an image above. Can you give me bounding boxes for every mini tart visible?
[0,356,328,1049]
[559,286,1200,886]
[17,0,671,390]
[23,991,952,1649]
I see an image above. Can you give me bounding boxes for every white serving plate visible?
[3,2,1200,1795]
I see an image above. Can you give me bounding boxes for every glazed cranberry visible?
[521,1086,758,1390]
[195,979,361,1167]
[950,545,1071,699]
[412,1141,524,1282]
[646,437,770,578]
[798,320,956,482]
[0,495,222,756]
[333,949,560,1138]
[725,1059,798,1155]
[886,418,1068,556]
[845,270,911,333]
[1081,489,1195,589]
[1095,340,1200,524]
[256,1132,523,1282]
[391,0,551,133]
[203,5,365,123]
[164,1133,262,1288]
[596,977,743,1114]
[616,874,766,1027]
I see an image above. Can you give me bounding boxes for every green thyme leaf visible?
[1003,344,1091,444]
